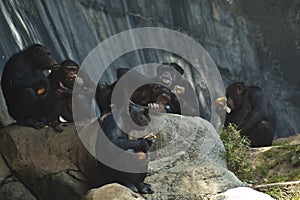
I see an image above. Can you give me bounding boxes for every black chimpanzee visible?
[224,82,276,147]
[96,103,154,194]
[130,83,172,112]
[154,63,199,116]
[1,44,63,131]
[96,68,173,119]
[48,59,94,123]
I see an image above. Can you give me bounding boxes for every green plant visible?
[259,186,300,200]
[291,146,300,167]
[219,123,252,181]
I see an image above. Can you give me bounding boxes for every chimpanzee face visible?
[25,44,57,70]
[152,85,172,109]
[63,65,79,88]
[157,65,176,87]
[129,104,150,127]
[226,82,245,110]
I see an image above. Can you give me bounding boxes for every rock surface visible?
[0,114,245,200]
[0,0,299,138]
[83,183,144,200]
[132,114,245,199]
[0,123,101,200]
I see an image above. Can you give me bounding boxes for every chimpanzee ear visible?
[236,82,245,95]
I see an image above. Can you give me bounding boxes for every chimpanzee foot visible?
[50,120,64,132]
[122,183,139,193]
[136,182,154,194]
[19,119,46,129]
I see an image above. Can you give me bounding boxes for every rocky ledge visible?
[0,114,273,199]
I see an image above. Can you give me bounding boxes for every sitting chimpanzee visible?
[154,63,200,116]
[96,68,172,120]
[48,59,94,123]
[96,103,154,194]
[1,44,64,131]
[224,82,276,147]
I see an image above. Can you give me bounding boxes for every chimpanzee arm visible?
[105,125,150,153]
[176,79,199,116]
[13,75,50,92]
[115,137,150,153]
[229,100,251,125]
[238,88,267,132]
[11,63,50,91]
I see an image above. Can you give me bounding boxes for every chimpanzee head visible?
[152,84,172,109]
[156,63,184,87]
[226,82,246,110]
[129,103,151,127]
[24,44,57,70]
[60,59,80,89]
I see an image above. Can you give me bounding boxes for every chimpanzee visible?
[96,103,154,194]
[154,63,199,116]
[1,44,63,131]
[130,84,171,112]
[48,59,94,123]
[96,68,172,120]
[224,82,276,147]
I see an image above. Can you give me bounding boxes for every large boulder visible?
[83,183,144,200]
[0,123,101,200]
[0,154,36,200]
[130,114,245,199]
[0,114,245,199]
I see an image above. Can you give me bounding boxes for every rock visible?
[129,114,228,171]
[273,134,300,146]
[82,183,144,200]
[211,187,274,200]
[133,114,244,199]
[0,123,101,200]
[0,154,10,183]
[0,176,37,200]
[146,162,244,200]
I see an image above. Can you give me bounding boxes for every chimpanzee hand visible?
[173,85,185,95]
[148,103,161,113]
[143,132,156,147]
[41,77,51,90]
[138,140,150,153]
[34,77,50,94]
[76,76,84,86]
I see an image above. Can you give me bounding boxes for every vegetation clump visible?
[220,124,300,199]
[219,124,252,181]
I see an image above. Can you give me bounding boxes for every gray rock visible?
[133,114,244,199]
[0,154,10,183]
[0,176,37,200]
[82,183,144,200]
[130,114,227,172]
[0,123,101,200]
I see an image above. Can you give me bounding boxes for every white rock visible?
[212,187,274,200]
